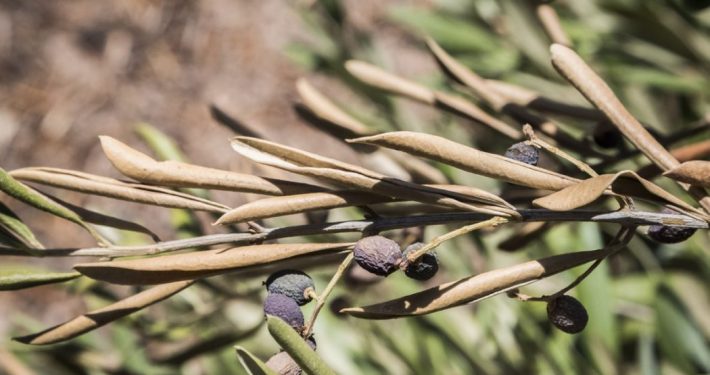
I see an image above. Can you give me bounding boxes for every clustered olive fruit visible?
[402,242,439,281]
[504,141,539,166]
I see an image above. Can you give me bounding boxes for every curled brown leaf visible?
[664,161,710,188]
[532,171,709,220]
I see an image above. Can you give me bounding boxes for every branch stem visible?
[303,252,354,337]
[2,210,703,258]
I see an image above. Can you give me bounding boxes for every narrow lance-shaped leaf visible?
[0,270,80,291]
[267,316,336,375]
[348,131,578,191]
[231,137,516,217]
[235,346,278,375]
[296,79,449,184]
[216,191,391,225]
[14,280,194,345]
[663,161,710,188]
[10,167,230,213]
[296,78,372,137]
[100,136,322,195]
[216,184,514,225]
[532,170,709,221]
[345,60,522,139]
[0,202,43,249]
[340,249,608,319]
[0,167,107,244]
[549,43,710,213]
[344,60,435,104]
[74,243,353,285]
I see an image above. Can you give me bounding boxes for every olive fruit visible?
[547,295,588,334]
[504,142,539,166]
[264,293,304,330]
[266,270,315,306]
[402,242,439,280]
[353,235,402,276]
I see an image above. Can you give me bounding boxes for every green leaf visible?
[0,270,81,291]
[235,346,278,375]
[134,123,186,162]
[0,168,108,245]
[0,202,43,250]
[387,6,499,53]
[266,316,336,375]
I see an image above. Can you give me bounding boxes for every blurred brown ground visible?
[0,0,431,337]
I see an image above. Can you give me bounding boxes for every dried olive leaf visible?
[348,131,578,191]
[42,192,160,242]
[0,270,80,291]
[638,140,710,179]
[100,136,321,195]
[14,280,194,345]
[0,168,107,244]
[346,60,521,140]
[433,91,521,139]
[344,60,436,104]
[550,44,710,213]
[267,316,336,375]
[235,346,278,375]
[10,167,229,213]
[296,78,372,136]
[340,249,608,319]
[74,243,353,285]
[295,81,449,184]
[0,202,43,249]
[426,37,507,111]
[216,184,514,225]
[216,191,390,225]
[533,171,708,220]
[550,44,678,171]
[381,149,449,185]
[664,161,710,188]
[231,137,514,216]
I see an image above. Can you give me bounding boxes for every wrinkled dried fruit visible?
[504,142,539,166]
[547,295,588,334]
[266,270,315,306]
[647,224,696,244]
[264,293,304,330]
[647,208,697,244]
[402,242,439,280]
[353,235,402,276]
[266,351,301,375]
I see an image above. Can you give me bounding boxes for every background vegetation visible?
[0,1,708,374]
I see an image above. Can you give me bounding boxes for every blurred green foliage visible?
[3,1,709,374]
